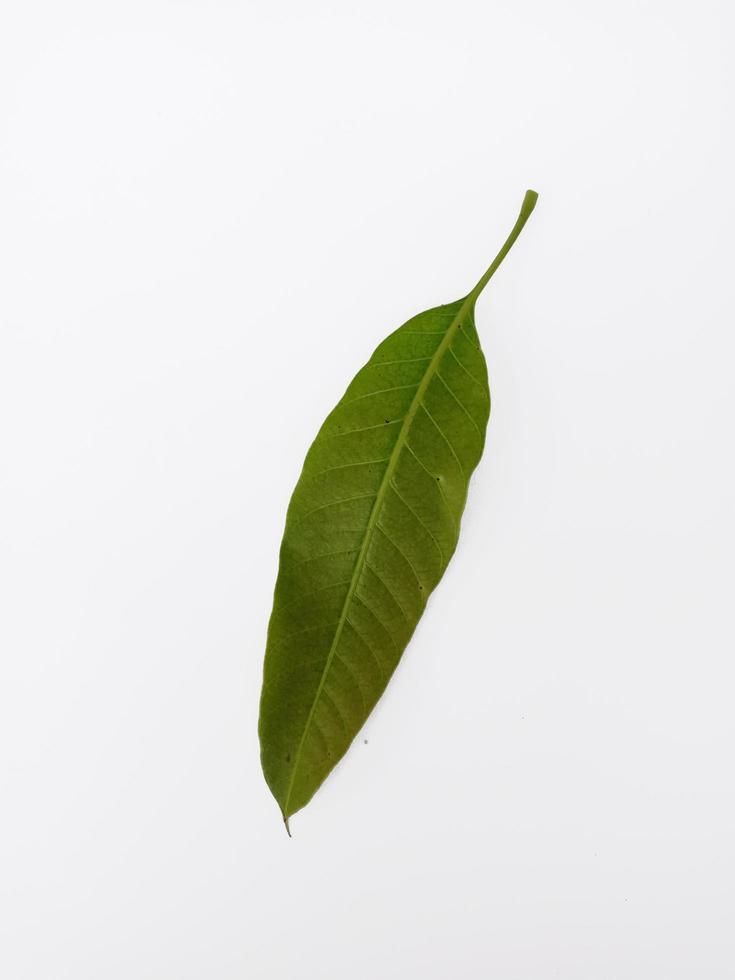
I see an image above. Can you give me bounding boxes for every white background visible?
[1,2,734,977]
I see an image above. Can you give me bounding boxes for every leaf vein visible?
[344,618,387,683]
[290,548,359,568]
[333,652,369,716]
[421,402,467,478]
[375,524,426,597]
[352,593,403,655]
[404,443,459,533]
[324,419,405,439]
[389,482,445,571]
[321,687,349,738]
[340,383,418,408]
[371,356,433,367]
[306,457,390,480]
[274,620,341,644]
[275,580,352,616]
[447,344,488,391]
[435,371,484,441]
[292,492,377,525]
[358,570,411,633]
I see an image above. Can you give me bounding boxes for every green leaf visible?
[259,191,538,832]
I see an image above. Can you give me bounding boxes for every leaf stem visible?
[466,189,538,306]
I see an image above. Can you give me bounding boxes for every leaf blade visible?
[259,191,537,825]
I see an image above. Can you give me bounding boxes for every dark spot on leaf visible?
[384,419,390,424]
[286,753,291,763]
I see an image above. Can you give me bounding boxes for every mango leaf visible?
[259,191,538,832]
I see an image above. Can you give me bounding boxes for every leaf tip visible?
[282,812,292,838]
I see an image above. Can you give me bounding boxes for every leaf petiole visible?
[467,189,538,306]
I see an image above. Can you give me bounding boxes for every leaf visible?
[259,190,538,832]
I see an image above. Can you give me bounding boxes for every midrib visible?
[282,296,475,819]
